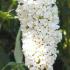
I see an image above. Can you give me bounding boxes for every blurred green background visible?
[0,0,70,70]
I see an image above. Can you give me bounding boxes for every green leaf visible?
[0,11,16,20]
[1,62,27,70]
[14,28,23,63]
[1,62,16,70]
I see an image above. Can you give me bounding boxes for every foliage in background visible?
[57,0,70,70]
[0,0,70,70]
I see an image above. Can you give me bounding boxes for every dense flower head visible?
[16,0,62,70]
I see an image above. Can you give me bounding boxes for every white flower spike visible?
[16,0,62,70]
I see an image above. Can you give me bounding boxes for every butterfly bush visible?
[16,0,62,70]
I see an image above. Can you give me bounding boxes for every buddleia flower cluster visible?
[16,0,62,70]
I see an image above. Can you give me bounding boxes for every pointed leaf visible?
[14,28,23,63]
